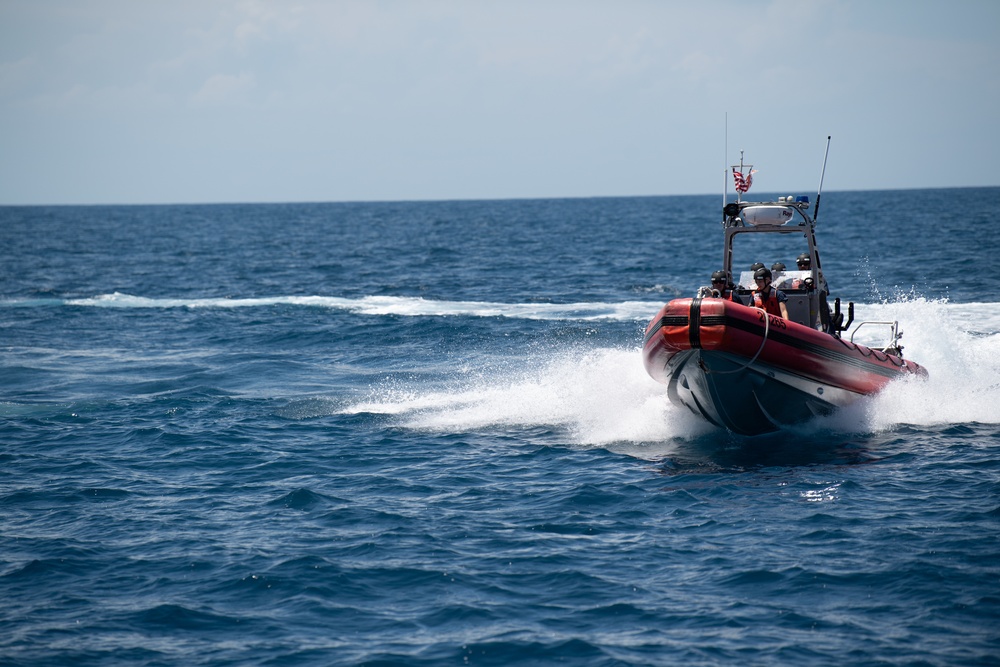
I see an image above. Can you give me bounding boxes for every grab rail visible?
[850,320,904,356]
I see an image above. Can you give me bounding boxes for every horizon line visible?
[2,183,998,208]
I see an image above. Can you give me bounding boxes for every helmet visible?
[796,253,811,265]
[754,267,772,281]
[771,262,786,272]
[750,262,765,272]
[711,270,727,282]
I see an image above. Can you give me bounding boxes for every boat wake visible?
[8,293,661,322]
[10,293,999,446]
[844,299,1000,429]
[343,298,1000,449]
[343,347,716,452]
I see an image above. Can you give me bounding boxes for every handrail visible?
[850,320,902,353]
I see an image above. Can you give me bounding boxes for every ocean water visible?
[1,188,998,666]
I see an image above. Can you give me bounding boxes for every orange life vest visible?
[751,288,784,317]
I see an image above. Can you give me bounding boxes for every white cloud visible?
[190,71,256,107]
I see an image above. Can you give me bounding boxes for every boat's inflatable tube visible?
[643,297,927,394]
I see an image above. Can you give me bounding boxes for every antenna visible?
[722,113,728,221]
[814,135,831,221]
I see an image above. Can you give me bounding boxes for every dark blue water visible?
[2,189,999,666]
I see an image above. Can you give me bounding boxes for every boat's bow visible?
[643,298,927,435]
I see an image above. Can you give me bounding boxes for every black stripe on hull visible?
[688,298,702,349]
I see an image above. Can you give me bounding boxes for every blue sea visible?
[2,188,999,666]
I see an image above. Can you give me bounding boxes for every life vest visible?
[751,288,783,317]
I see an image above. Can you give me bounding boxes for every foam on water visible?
[15,292,998,443]
[346,298,1000,447]
[345,347,716,451]
[856,299,1000,428]
[19,293,663,322]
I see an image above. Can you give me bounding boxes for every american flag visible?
[733,168,754,194]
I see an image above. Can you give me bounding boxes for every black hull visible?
[666,350,861,436]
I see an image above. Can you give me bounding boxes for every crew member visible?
[793,253,829,293]
[771,262,789,288]
[750,267,789,319]
[697,270,741,303]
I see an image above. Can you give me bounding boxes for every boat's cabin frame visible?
[720,199,831,332]
[718,200,905,355]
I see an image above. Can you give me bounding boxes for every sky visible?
[1,0,998,205]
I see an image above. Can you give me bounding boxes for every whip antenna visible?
[722,112,728,221]
[814,135,831,221]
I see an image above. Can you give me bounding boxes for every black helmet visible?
[771,262,786,272]
[750,262,765,272]
[711,270,727,282]
[796,253,811,265]
[754,267,772,281]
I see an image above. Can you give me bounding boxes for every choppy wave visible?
[5,195,999,667]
